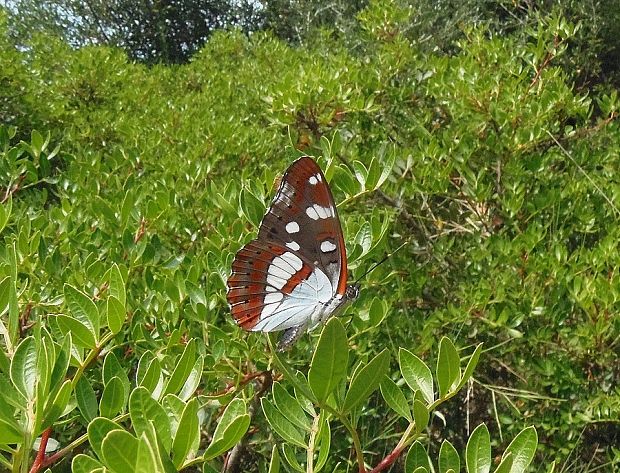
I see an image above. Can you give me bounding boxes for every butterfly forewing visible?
[227,157,348,333]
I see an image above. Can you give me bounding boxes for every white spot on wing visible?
[320,240,337,252]
[267,274,287,289]
[308,204,333,219]
[271,252,302,274]
[286,241,301,251]
[306,206,320,220]
[264,292,283,304]
[268,264,290,280]
[286,221,300,233]
[281,252,303,271]
[309,175,318,185]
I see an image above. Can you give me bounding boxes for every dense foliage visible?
[0,0,619,472]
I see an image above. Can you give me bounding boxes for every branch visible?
[28,427,52,473]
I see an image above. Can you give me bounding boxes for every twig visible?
[2,174,26,203]
[29,427,52,473]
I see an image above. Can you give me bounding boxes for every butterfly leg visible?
[277,324,308,352]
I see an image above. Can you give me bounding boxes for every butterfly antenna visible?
[354,241,409,284]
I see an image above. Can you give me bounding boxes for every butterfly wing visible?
[227,157,348,332]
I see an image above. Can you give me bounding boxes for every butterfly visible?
[227,156,359,350]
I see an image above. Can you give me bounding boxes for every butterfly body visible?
[227,157,357,350]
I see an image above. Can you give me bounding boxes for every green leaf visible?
[102,352,130,406]
[129,387,172,451]
[163,339,196,396]
[380,376,411,421]
[343,348,389,413]
[204,398,250,459]
[108,264,126,307]
[106,296,125,335]
[10,336,37,401]
[405,441,431,473]
[376,147,396,188]
[178,356,203,401]
[0,195,11,234]
[72,453,105,472]
[412,399,429,431]
[272,382,311,431]
[76,377,98,422]
[399,348,434,405]
[457,343,483,391]
[0,276,11,319]
[308,317,349,403]
[270,345,316,402]
[261,398,306,448]
[268,444,280,473]
[87,417,123,461]
[172,398,199,468]
[55,315,97,349]
[49,334,71,395]
[439,440,460,473]
[42,379,72,427]
[502,426,537,473]
[493,453,513,473]
[0,396,22,443]
[281,443,305,472]
[437,337,461,398]
[466,424,491,473]
[64,284,99,340]
[101,429,139,472]
[137,353,163,395]
[240,187,264,227]
[100,377,125,418]
[314,412,331,472]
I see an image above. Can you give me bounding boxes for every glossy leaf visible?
[437,337,461,398]
[439,440,460,473]
[399,348,434,405]
[163,339,196,396]
[100,377,125,418]
[308,317,349,403]
[88,417,124,461]
[466,424,491,473]
[272,382,311,431]
[106,296,125,335]
[56,315,96,349]
[72,454,105,472]
[64,284,99,339]
[405,441,431,473]
[380,376,411,421]
[171,398,199,468]
[456,343,483,391]
[343,348,389,413]
[76,377,98,422]
[129,386,172,451]
[412,399,429,431]
[261,398,306,448]
[10,336,37,401]
[502,426,537,473]
[204,398,250,459]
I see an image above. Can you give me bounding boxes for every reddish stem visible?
[29,427,52,473]
[368,444,406,473]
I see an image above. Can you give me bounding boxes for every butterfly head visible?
[345,284,360,301]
